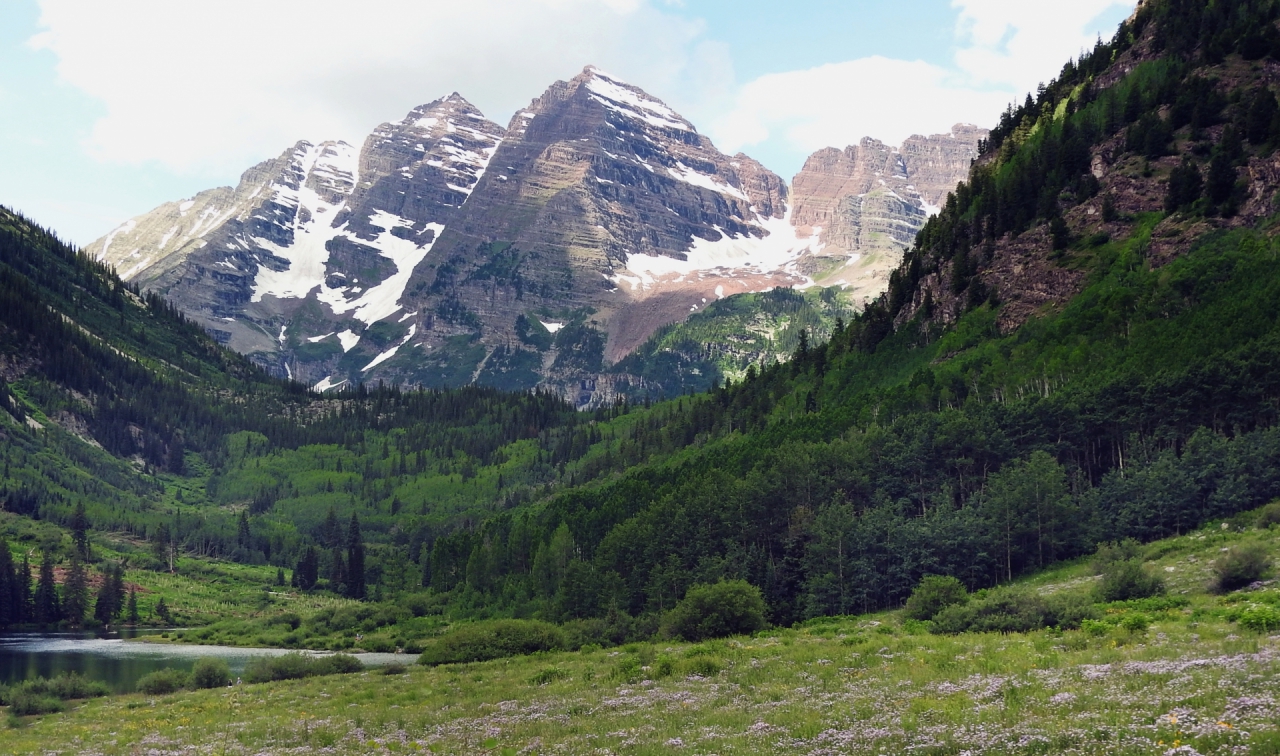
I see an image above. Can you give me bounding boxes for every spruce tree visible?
[0,542,13,627]
[155,596,173,624]
[126,588,139,624]
[236,510,252,551]
[328,547,346,592]
[346,513,366,600]
[63,556,89,626]
[34,551,59,625]
[18,553,32,623]
[70,501,90,560]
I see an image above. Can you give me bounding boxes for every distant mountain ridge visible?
[87,66,983,403]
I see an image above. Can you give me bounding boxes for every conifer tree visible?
[63,556,89,626]
[155,596,172,624]
[126,588,139,624]
[0,542,13,627]
[328,547,346,592]
[34,551,59,625]
[236,509,252,551]
[346,513,365,600]
[70,502,90,560]
[18,553,32,623]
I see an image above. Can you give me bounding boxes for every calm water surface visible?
[0,631,414,693]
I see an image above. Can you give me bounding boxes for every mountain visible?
[87,94,505,386]
[88,67,980,403]
[9,0,1280,643]
[788,126,986,302]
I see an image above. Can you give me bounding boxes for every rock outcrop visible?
[87,69,978,405]
[789,126,986,304]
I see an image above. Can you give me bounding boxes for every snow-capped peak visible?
[580,66,691,132]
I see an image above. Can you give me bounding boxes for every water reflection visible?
[0,631,414,693]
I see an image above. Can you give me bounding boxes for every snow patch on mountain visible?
[316,212,446,325]
[585,68,690,132]
[612,210,822,291]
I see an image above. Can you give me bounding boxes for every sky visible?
[0,0,1137,246]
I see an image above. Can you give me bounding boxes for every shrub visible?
[136,669,188,695]
[381,663,408,676]
[7,691,63,716]
[417,620,566,666]
[0,673,109,708]
[265,613,302,630]
[1080,619,1110,637]
[528,666,571,686]
[683,656,722,678]
[1118,613,1151,633]
[903,575,969,621]
[931,587,1094,634]
[189,657,231,689]
[1095,559,1166,602]
[1257,501,1280,529]
[662,580,767,641]
[1090,540,1144,574]
[1239,605,1280,633]
[243,653,363,683]
[1212,542,1272,593]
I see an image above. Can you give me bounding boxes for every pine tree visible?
[126,588,139,624]
[155,596,173,624]
[328,547,346,592]
[34,551,59,625]
[63,556,89,626]
[0,542,13,627]
[346,513,365,600]
[320,506,342,548]
[236,509,252,551]
[70,502,89,560]
[18,553,32,623]
[275,567,285,586]
[93,566,116,625]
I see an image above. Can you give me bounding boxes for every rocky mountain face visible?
[788,126,986,305]
[89,68,978,404]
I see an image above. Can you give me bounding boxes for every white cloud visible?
[710,57,1010,165]
[710,0,1136,176]
[31,0,705,175]
[953,0,1136,93]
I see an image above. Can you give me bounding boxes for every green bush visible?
[243,653,363,683]
[932,587,1095,634]
[1118,613,1151,633]
[0,673,109,708]
[417,620,566,666]
[136,669,188,695]
[682,656,722,678]
[528,666,571,686]
[1095,559,1166,602]
[1090,540,1144,573]
[1213,542,1272,593]
[1239,604,1280,633]
[7,691,63,716]
[1257,501,1280,529]
[903,575,969,621]
[662,580,768,641]
[189,657,231,689]
[1080,619,1110,637]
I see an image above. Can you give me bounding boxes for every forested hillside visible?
[411,0,1280,627]
[6,0,1280,643]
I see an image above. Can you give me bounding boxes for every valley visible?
[5,0,1280,752]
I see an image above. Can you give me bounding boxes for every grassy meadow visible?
[5,518,1280,754]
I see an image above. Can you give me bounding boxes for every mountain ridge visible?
[86,66,982,403]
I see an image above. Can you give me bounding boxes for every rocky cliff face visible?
[789,126,986,305]
[88,95,505,383]
[87,69,976,405]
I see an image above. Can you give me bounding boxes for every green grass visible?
[6,517,1280,754]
